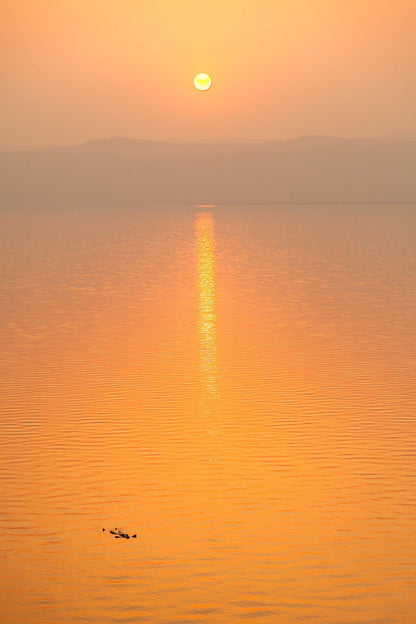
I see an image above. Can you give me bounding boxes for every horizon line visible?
[2,132,416,153]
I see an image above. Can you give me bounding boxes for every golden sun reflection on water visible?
[195,212,219,458]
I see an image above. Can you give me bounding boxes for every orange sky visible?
[1,0,416,148]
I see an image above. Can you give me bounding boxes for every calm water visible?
[1,205,415,623]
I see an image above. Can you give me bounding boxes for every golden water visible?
[1,205,415,623]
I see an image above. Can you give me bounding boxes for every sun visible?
[194,73,212,91]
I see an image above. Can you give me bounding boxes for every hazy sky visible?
[1,0,416,148]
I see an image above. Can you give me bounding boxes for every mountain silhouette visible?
[1,136,415,204]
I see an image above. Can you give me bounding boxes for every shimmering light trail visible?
[195,212,219,458]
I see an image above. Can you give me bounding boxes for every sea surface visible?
[1,204,415,623]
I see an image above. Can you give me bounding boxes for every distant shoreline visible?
[1,136,415,205]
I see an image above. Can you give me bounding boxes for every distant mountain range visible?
[1,136,415,204]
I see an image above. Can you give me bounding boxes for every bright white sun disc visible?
[194,73,212,91]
